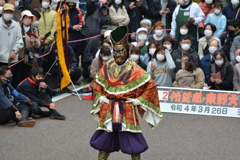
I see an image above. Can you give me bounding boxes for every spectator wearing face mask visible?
[0,4,23,86]
[5,0,21,21]
[148,21,166,43]
[233,50,240,90]
[161,35,175,55]
[230,49,240,68]
[170,0,204,41]
[198,0,215,38]
[129,47,146,70]
[90,46,112,79]
[109,0,130,30]
[174,21,196,50]
[206,49,233,90]
[230,35,240,61]
[147,45,175,87]
[171,35,200,81]
[198,23,221,59]
[222,0,240,22]
[37,0,56,49]
[200,39,220,82]
[15,10,41,87]
[142,40,160,65]
[220,19,240,61]
[50,0,59,11]
[150,0,176,34]
[67,0,84,66]
[131,27,149,58]
[0,0,5,17]
[205,3,227,39]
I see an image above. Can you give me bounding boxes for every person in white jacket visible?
[170,0,205,41]
[109,0,130,30]
[0,3,23,87]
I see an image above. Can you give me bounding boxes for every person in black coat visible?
[0,66,36,127]
[17,67,66,119]
[124,0,148,33]
[220,19,240,61]
[207,49,233,90]
[150,0,176,33]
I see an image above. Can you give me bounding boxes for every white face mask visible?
[138,34,147,41]
[102,55,112,61]
[214,9,221,15]
[215,60,224,66]
[231,0,239,5]
[180,29,188,35]
[155,30,163,36]
[204,30,213,37]
[178,0,184,5]
[23,19,32,26]
[205,0,213,4]
[115,0,122,5]
[3,13,13,21]
[32,21,39,27]
[236,56,240,62]
[163,45,172,51]
[209,46,217,54]
[42,2,50,8]
[130,55,139,61]
[15,1,19,8]
[157,54,165,61]
[149,48,156,56]
[0,7,3,14]
[181,44,191,51]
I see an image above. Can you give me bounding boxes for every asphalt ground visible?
[1,95,240,160]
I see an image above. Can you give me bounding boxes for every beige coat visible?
[90,57,104,79]
[198,36,221,59]
[173,67,205,89]
[109,5,130,30]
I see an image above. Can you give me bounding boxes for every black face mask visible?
[36,79,44,84]
[68,5,76,10]
[228,30,235,37]
[3,75,13,84]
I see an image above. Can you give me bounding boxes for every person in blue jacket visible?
[222,0,240,23]
[201,39,221,82]
[205,2,227,39]
[0,66,36,127]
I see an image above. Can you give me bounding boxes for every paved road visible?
[1,95,240,160]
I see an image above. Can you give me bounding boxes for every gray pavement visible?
[1,95,240,160]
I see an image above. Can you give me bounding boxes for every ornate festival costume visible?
[90,26,163,159]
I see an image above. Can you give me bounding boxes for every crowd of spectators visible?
[1,0,240,96]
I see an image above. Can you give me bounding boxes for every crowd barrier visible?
[158,87,240,118]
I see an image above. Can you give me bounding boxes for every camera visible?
[25,48,35,61]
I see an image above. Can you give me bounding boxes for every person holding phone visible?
[147,45,175,86]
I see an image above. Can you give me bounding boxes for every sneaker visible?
[18,119,36,127]
[49,111,66,120]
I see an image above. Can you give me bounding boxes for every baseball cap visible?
[3,3,14,11]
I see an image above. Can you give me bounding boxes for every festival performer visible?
[90,26,163,160]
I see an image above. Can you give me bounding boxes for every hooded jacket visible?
[0,17,23,63]
[222,1,240,23]
[175,69,196,87]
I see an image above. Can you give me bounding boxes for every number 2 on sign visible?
[158,91,169,100]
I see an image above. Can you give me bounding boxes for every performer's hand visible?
[99,96,109,104]
[126,98,141,106]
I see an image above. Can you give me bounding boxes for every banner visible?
[158,87,240,118]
